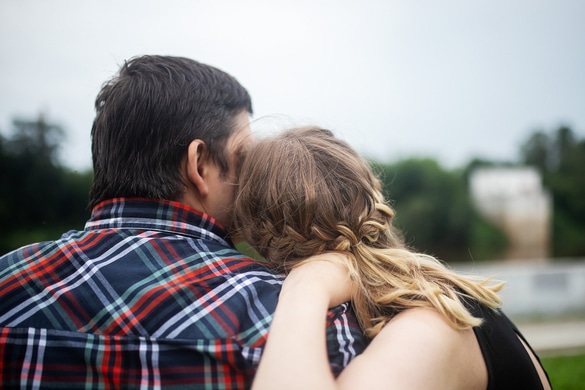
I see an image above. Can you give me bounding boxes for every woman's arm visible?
[252,258,351,390]
[252,258,486,390]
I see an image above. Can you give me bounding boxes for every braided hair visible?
[234,127,502,338]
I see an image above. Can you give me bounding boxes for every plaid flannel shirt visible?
[0,198,365,389]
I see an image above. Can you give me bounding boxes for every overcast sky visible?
[1,0,584,171]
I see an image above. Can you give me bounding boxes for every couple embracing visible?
[0,55,550,390]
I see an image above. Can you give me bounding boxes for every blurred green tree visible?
[371,158,507,263]
[0,114,92,254]
[521,126,585,257]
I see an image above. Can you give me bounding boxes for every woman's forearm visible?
[252,274,338,390]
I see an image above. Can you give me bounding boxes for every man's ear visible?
[186,139,209,197]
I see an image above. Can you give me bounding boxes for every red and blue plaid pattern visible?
[0,198,365,389]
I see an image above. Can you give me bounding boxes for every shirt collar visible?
[85,198,232,246]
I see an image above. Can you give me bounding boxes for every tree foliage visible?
[367,125,585,262]
[0,114,92,255]
[520,126,585,257]
[371,159,507,263]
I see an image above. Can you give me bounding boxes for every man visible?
[0,55,365,389]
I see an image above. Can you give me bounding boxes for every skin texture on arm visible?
[251,261,343,390]
[252,258,487,390]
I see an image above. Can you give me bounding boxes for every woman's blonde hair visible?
[234,127,503,338]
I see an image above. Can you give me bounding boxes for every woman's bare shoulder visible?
[337,307,487,390]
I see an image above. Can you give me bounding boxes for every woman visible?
[234,127,551,390]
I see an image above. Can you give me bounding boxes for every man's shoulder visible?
[0,237,64,264]
[214,251,284,284]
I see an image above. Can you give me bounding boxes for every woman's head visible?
[235,126,503,337]
[234,126,404,272]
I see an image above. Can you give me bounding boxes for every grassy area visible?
[541,353,585,390]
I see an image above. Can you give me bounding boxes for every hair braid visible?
[234,126,504,340]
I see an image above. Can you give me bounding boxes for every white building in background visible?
[469,167,551,261]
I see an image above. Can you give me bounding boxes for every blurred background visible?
[1,1,584,386]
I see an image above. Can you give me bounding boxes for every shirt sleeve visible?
[325,302,367,375]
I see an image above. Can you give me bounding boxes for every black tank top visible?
[462,297,551,389]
